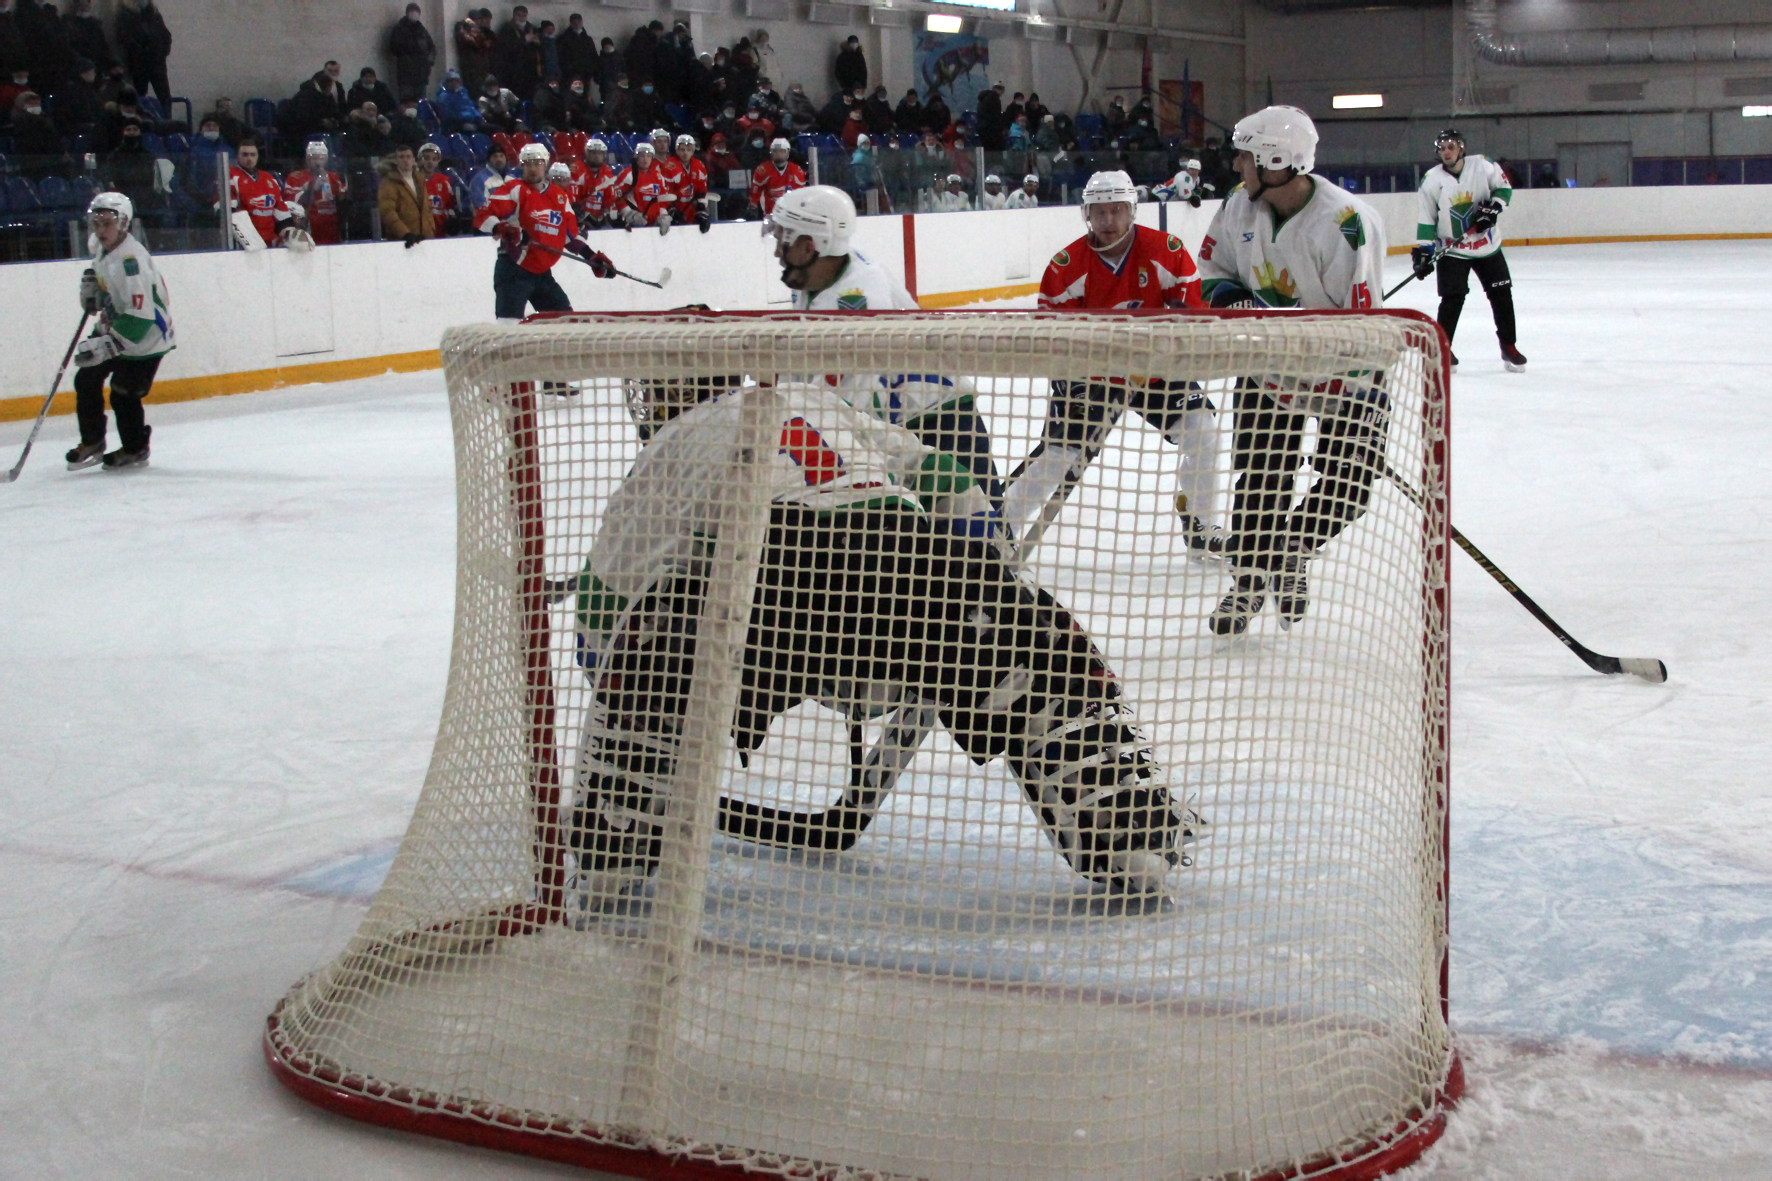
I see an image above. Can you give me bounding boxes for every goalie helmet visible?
[517,142,550,165]
[1231,105,1317,173]
[87,189,134,232]
[769,184,855,257]
[624,367,742,440]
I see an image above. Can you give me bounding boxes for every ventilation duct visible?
[1468,0,1772,67]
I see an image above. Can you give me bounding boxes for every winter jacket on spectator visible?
[833,36,866,94]
[1034,116,1060,152]
[705,135,741,184]
[494,15,534,98]
[923,94,951,136]
[185,128,226,194]
[538,23,559,83]
[435,71,479,131]
[734,109,774,142]
[24,0,75,91]
[52,66,104,134]
[514,28,545,98]
[10,95,64,166]
[95,89,146,151]
[529,78,565,131]
[290,70,346,139]
[627,86,664,133]
[780,83,818,134]
[816,90,849,136]
[387,8,436,103]
[386,104,427,150]
[208,96,246,145]
[377,155,435,240]
[975,85,1003,149]
[466,158,509,215]
[342,106,395,158]
[1123,117,1160,151]
[453,13,494,96]
[105,122,159,205]
[622,22,656,87]
[62,1,113,74]
[839,107,866,149]
[0,4,24,78]
[557,17,595,84]
[347,75,397,120]
[730,36,760,95]
[478,79,520,131]
[1102,98,1130,140]
[1006,116,1030,150]
[1024,94,1049,129]
[595,39,619,99]
[893,91,922,134]
[562,80,597,131]
[113,0,171,107]
[602,77,631,130]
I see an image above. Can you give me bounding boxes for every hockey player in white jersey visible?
[66,192,175,471]
[567,378,1205,903]
[1196,105,1391,635]
[1005,174,1040,209]
[1152,158,1210,207]
[1413,128,1526,372]
[979,174,1008,210]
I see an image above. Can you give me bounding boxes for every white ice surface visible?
[2,241,1770,1178]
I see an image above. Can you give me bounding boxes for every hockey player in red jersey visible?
[653,138,687,235]
[577,137,618,229]
[1003,170,1222,556]
[615,142,671,232]
[747,138,805,219]
[477,142,615,319]
[222,133,296,247]
[419,143,458,236]
[671,133,711,233]
[283,141,347,245]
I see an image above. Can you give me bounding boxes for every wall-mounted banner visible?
[915,32,991,111]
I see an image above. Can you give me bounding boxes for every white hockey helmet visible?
[1231,105,1317,173]
[650,126,670,142]
[769,184,856,257]
[983,173,1001,186]
[517,142,551,165]
[675,132,697,149]
[770,137,791,153]
[1185,157,1201,170]
[305,140,329,161]
[945,172,963,185]
[548,161,571,181]
[1080,169,1138,219]
[87,189,134,231]
[1023,173,1039,185]
[419,141,442,159]
[586,136,607,155]
[634,142,655,159]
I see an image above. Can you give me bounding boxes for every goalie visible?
[569,379,1206,905]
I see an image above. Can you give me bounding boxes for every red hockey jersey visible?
[576,162,617,220]
[424,171,456,224]
[476,179,580,274]
[1037,225,1203,311]
[749,160,806,214]
[226,165,291,245]
[655,156,687,212]
[617,160,670,224]
[671,156,708,208]
[282,169,344,245]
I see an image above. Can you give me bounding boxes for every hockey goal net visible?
[266,310,1456,1180]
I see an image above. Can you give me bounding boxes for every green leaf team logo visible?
[1051,249,1070,268]
[836,290,868,310]
[123,257,140,276]
[1335,207,1365,252]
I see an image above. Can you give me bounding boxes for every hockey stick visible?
[528,234,673,289]
[1383,242,1447,300]
[6,310,92,484]
[1383,461,1667,682]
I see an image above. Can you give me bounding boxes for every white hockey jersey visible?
[979,189,1008,210]
[91,231,175,359]
[1153,170,1198,202]
[1005,189,1039,209]
[931,189,970,213]
[588,384,931,598]
[1197,176,1386,310]
[1416,153,1512,259]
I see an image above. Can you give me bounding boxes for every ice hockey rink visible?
[3,238,1769,1179]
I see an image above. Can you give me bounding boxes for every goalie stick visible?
[1383,462,1667,683]
[5,310,92,484]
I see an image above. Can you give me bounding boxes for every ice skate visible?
[102,427,150,470]
[1174,493,1227,557]
[1210,571,1266,636]
[1272,551,1310,629]
[1501,342,1527,372]
[65,441,104,470]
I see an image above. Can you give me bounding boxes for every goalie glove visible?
[1467,197,1503,233]
[280,226,316,252]
[78,268,104,315]
[1208,284,1258,310]
[74,331,121,369]
[1410,244,1438,279]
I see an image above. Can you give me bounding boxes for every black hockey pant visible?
[1225,384,1389,572]
[1436,250,1517,347]
[74,355,161,451]
[493,254,572,320]
[1041,377,1212,451]
[583,504,1182,883]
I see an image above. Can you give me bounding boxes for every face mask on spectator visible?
[641,84,654,95]
[201,128,220,140]
[22,102,42,116]
[571,82,584,95]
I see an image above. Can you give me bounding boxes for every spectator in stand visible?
[530,75,566,130]
[840,105,866,149]
[387,3,436,103]
[891,88,920,134]
[11,91,65,173]
[224,134,296,246]
[95,85,145,151]
[657,21,689,104]
[537,20,559,83]
[348,66,397,118]
[185,114,227,194]
[687,108,718,149]
[564,77,597,131]
[1034,113,1061,152]
[747,136,803,218]
[979,173,1006,210]
[628,76,665,134]
[1124,111,1160,152]
[708,45,735,94]
[284,140,347,244]
[603,73,632,131]
[343,101,395,157]
[435,68,480,132]
[419,141,459,234]
[622,19,656,91]
[1006,113,1030,150]
[494,6,535,99]
[62,1,112,75]
[378,142,435,244]
[53,57,104,135]
[209,95,246,145]
[705,130,741,191]
[595,36,619,101]
[737,125,770,172]
[782,81,818,134]
[0,65,28,123]
[735,101,774,143]
[862,84,893,137]
[850,132,887,212]
[454,7,494,96]
[1006,172,1040,208]
[914,129,945,171]
[1102,96,1130,141]
[948,129,975,183]
[291,64,347,141]
[816,86,849,135]
[713,99,739,143]
[1128,94,1156,128]
[104,118,158,209]
[834,34,866,94]
[975,81,1004,150]
[0,4,23,78]
[730,34,760,96]
[467,141,509,216]
[559,12,594,86]
[113,0,171,110]
[478,73,520,132]
[1024,92,1049,129]
[923,91,952,138]
[387,99,427,148]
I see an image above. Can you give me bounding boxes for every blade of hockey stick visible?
[6,310,92,484]
[1384,461,1667,683]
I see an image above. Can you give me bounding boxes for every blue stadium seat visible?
[445,133,479,167]
[417,99,443,136]
[164,132,190,156]
[665,103,688,128]
[1075,114,1103,133]
[70,175,99,206]
[6,174,42,212]
[896,133,919,150]
[534,131,554,154]
[0,150,9,173]
[245,98,277,131]
[468,132,491,159]
[138,94,166,123]
[141,131,165,155]
[36,175,72,207]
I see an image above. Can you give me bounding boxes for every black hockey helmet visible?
[1434,127,1465,150]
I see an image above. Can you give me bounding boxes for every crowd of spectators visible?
[1,0,1219,255]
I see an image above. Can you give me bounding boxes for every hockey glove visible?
[78,268,103,314]
[697,209,711,234]
[657,210,672,236]
[74,331,121,369]
[623,208,645,229]
[492,222,522,251]
[744,203,762,221]
[1208,284,1258,310]
[1468,198,1503,232]
[565,239,617,278]
[402,232,422,249]
[1188,193,1202,208]
[1410,244,1438,279]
